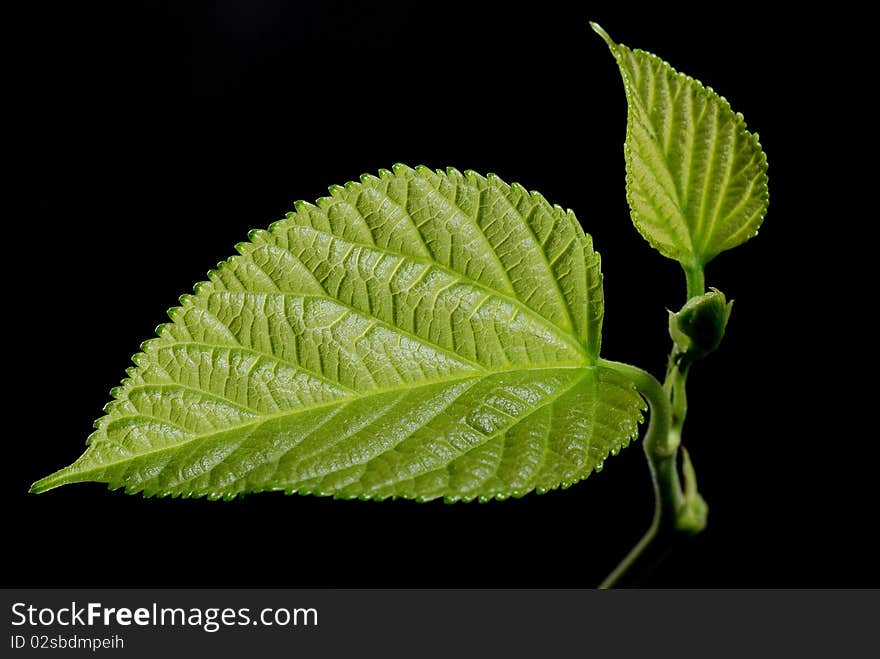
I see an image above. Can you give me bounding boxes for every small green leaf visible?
[33,166,645,501]
[592,23,769,266]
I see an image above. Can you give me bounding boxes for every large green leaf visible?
[33,166,644,501]
[593,24,769,266]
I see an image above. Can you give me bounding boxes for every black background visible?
[5,1,873,587]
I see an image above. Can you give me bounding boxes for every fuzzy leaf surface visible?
[33,166,644,501]
[593,23,769,266]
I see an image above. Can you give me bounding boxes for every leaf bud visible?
[668,288,733,361]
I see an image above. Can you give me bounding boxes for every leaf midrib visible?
[623,68,694,255]
[39,363,592,490]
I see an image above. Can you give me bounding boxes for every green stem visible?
[684,264,705,299]
[599,264,712,588]
[665,360,689,449]
[598,359,682,589]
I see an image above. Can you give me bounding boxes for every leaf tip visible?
[30,468,72,494]
[589,22,617,52]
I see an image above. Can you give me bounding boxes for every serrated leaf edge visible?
[592,22,769,265]
[32,165,628,502]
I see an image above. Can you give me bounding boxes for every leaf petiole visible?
[684,265,705,300]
